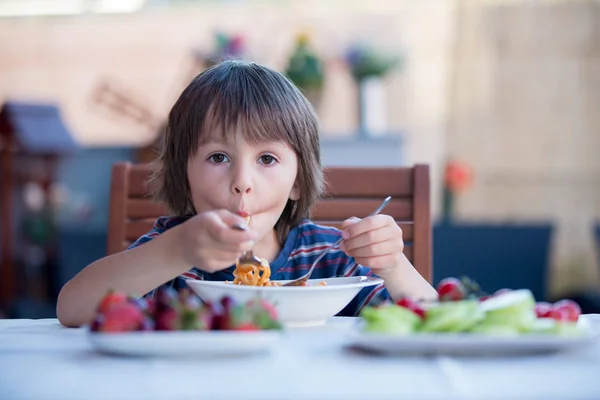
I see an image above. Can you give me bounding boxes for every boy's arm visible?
[378,253,438,302]
[336,253,437,317]
[336,257,390,316]
[56,224,190,328]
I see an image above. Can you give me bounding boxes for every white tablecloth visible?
[1,316,600,400]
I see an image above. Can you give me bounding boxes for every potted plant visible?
[284,33,325,110]
[344,42,402,136]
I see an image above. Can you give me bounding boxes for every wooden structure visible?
[0,101,79,309]
[106,162,432,282]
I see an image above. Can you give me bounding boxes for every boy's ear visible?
[290,181,300,201]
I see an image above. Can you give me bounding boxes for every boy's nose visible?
[232,184,252,195]
[231,163,253,195]
[231,175,253,195]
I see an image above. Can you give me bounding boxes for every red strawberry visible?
[235,323,260,331]
[100,303,144,332]
[395,297,426,319]
[534,301,554,318]
[436,278,465,301]
[549,307,571,322]
[97,290,127,315]
[552,299,581,322]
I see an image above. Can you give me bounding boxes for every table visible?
[1,316,600,400]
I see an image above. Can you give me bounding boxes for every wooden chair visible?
[107,162,432,282]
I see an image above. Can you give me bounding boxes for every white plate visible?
[186,276,384,328]
[89,330,281,357]
[348,317,600,357]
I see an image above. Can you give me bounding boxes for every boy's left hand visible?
[340,215,404,276]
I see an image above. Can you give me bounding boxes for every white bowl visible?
[186,276,384,327]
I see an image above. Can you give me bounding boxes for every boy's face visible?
[187,124,300,241]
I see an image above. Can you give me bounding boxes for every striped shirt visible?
[128,216,390,316]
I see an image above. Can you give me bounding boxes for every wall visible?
[447,0,600,296]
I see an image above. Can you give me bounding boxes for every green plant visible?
[284,33,325,92]
[345,42,401,81]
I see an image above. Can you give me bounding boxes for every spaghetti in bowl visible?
[186,276,383,327]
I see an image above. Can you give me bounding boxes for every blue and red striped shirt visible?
[128,216,390,316]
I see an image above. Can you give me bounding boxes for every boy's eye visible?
[208,153,229,163]
[259,155,277,165]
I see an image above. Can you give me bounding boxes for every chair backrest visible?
[107,162,432,282]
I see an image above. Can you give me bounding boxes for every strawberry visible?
[436,278,465,301]
[552,299,581,322]
[235,323,260,331]
[100,303,144,332]
[549,307,571,322]
[97,290,127,315]
[534,301,554,318]
[395,297,426,319]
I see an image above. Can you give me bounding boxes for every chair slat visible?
[311,198,412,221]
[128,163,153,198]
[128,166,415,199]
[323,167,413,198]
[127,199,169,219]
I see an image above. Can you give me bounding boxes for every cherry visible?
[155,308,179,331]
[436,278,465,301]
[534,301,554,318]
[552,299,581,322]
[395,297,426,319]
[221,296,236,311]
[90,314,105,332]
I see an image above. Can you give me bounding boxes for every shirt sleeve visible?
[124,216,202,298]
[336,257,392,317]
[126,216,172,250]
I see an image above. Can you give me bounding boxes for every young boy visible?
[57,60,436,327]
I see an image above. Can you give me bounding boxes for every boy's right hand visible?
[175,210,257,273]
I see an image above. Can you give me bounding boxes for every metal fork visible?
[231,222,263,267]
[283,196,392,287]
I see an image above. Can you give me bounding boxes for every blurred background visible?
[1,0,599,318]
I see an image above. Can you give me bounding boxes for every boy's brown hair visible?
[149,59,324,243]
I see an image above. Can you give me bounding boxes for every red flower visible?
[444,160,473,192]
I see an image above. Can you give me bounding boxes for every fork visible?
[283,195,392,287]
[231,222,263,267]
